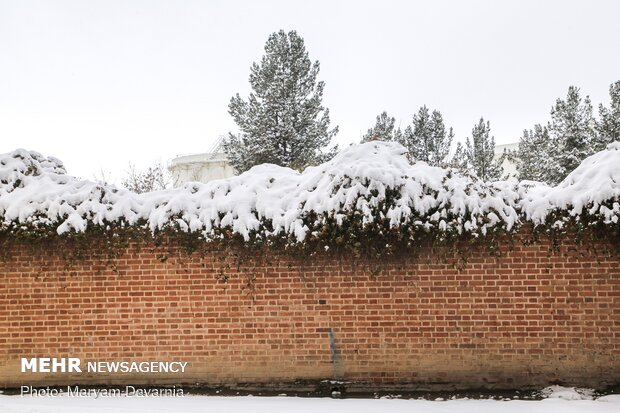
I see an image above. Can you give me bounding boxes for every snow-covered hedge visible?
[1,141,619,246]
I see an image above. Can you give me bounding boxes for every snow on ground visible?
[1,391,620,413]
[539,385,596,400]
[1,141,620,242]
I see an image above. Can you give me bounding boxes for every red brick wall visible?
[0,233,619,391]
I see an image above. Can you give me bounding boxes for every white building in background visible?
[494,142,519,178]
[168,138,234,187]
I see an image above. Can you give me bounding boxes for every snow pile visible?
[520,142,620,227]
[539,385,595,400]
[1,141,620,243]
[0,149,130,234]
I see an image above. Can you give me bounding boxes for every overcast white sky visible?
[1,0,619,182]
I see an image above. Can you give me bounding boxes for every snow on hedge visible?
[1,141,619,242]
[520,141,620,226]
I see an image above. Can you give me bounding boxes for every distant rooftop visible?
[169,136,227,167]
[495,142,518,151]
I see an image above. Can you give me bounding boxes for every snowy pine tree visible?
[399,106,454,167]
[513,124,556,182]
[596,80,620,147]
[546,86,596,184]
[361,111,402,142]
[223,30,338,173]
[427,110,454,167]
[449,142,466,171]
[454,118,503,181]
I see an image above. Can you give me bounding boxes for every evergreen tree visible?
[547,86,596,184]
[596,80,620,147]
[449,142,466,171]
[513,125,556,182]
[223,30,338,173]
[361,111,401,142]
[455,118,503,181]
[399,106,454,167]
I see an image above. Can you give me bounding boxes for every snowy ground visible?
[1,388,619,413]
